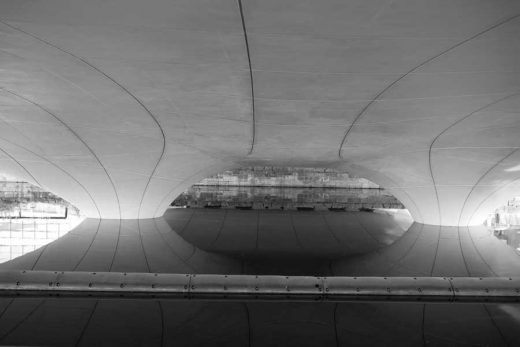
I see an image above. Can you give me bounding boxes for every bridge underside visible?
[1,1,520,345]
[0,0,519,225]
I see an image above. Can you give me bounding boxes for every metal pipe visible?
[0,270,518,303]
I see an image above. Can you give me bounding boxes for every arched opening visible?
[485,196,520,253]
[172,166,408,213]
[165,166,413,269]
[0,177,84,263]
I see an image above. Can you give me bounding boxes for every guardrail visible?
[0,271,519,302]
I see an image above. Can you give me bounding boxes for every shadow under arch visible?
[2,213,520,277]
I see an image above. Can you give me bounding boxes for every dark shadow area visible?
[164,209,411,258]
[0,297,518,346]
[164,208,412,275]
[2,208,520,277]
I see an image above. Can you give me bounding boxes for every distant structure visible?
[196,167,379,189]
[487,197,520,228]
[173,167,404,211]
[0,181,79,218]
[0,181,61,200]
[508,197,520,208]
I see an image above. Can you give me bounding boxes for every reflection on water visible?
[491,228,520,254]
[0,216,84,263]
[173,186,405,211]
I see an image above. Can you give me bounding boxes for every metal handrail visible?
[0,271,519,302]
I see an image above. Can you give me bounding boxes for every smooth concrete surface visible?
[166,209,412,257]
[0,298,519,346]
[332,223,520,278]
[0,1,519,225]
[2,209,520,277]
[0,217,242,275]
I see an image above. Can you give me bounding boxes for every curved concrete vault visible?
[0,0,519,225]
[3,209,520,278]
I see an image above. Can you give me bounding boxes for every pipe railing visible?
[0,271,519,302]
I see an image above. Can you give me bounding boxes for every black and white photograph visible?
[0,1,519,345]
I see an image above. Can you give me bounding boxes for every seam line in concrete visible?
[338,14,520,159]
[237,0,256,155]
